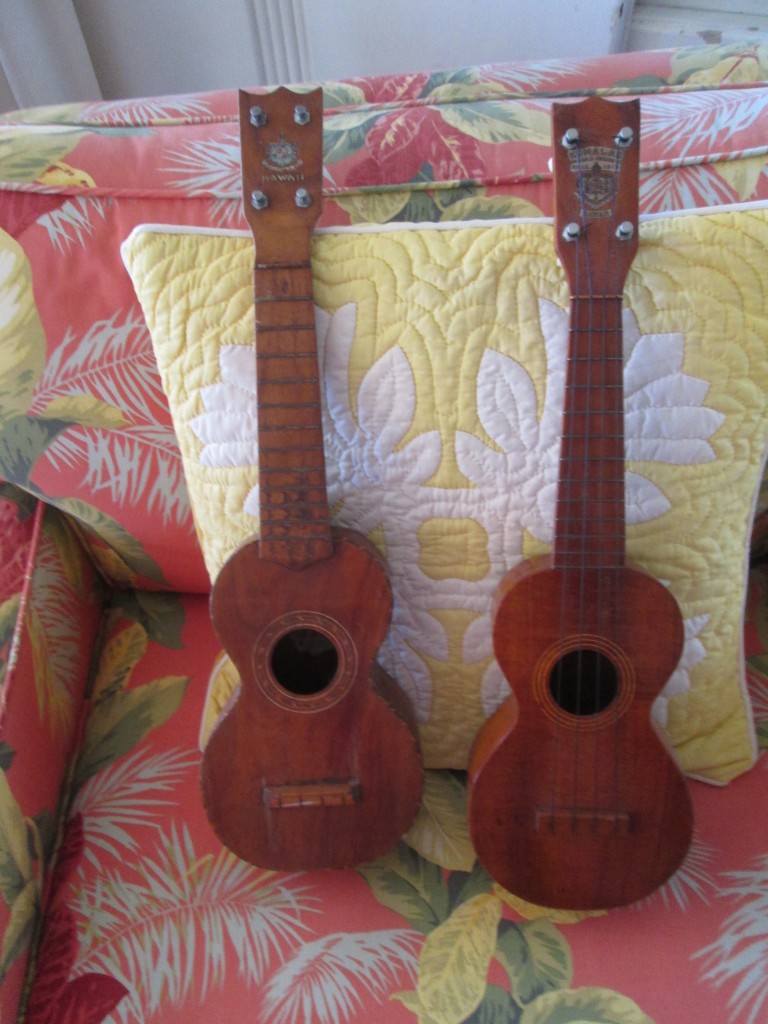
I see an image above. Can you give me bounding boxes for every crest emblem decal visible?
[263,134,303,172]
[568,144,624,217]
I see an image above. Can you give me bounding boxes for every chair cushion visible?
[23,587,768,1023]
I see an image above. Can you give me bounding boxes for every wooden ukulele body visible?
[203,526,422,870]
[468,96,693,909]
[468,555,693,909]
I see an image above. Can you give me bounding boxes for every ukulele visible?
[201,87,423,871]
[467,97,693,910]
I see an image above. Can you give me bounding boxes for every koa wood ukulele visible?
[467,97,693,909]
[201,87,423,870]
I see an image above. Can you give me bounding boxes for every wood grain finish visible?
[468,97,693,910]
[200,87,423,870]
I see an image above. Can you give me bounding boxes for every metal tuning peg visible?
[249,106,267,127]
[294,104,311,125]
[562,222,581,242]
[616,221,635,241]
[615,126,634,148]
[561,127,579,150]
[251,189,269,210]
[294,188,312,208]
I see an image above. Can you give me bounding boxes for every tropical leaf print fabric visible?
[21,591,768,1024]
[0,492,103,1021]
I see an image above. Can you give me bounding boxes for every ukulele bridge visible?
[536,806,630,836]
[264,778,362,809]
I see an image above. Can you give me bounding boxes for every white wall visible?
[0,0,635,112]
[3,0,767,114]
[302,0,633,81]
[71,0,260,99]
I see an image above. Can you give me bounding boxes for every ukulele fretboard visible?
[554,294,626,570]
[255,261,333,568]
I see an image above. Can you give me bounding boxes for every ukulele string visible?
[593,151,616,825]
[551,132,596,830]
[607,134,629,832]
[590,131,629,833]
[572,136,596,828]
[586,133,629,833]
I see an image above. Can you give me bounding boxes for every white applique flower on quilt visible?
[189,343,260,514]
[457,298,725,716]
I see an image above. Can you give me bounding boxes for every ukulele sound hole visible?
[270,628,339,696]
[549,648,619,717]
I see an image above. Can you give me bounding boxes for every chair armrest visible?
[0,485,105,1019]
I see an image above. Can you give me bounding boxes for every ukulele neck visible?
[554,293,625,571]
[238,85,332,570]
[255,257,333,569]
[551,95,641,575]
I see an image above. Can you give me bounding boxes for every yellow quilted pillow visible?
[122,207,768,783]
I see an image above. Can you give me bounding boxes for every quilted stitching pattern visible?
[123,207,768,782]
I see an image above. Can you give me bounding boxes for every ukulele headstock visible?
[239,86,324,262]
[552,96,640,298]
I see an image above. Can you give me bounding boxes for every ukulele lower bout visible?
[202,528,424,871]
[469,560,693,910]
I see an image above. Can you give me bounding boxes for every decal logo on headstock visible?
[568,145,625,217]
[263,135,303,173]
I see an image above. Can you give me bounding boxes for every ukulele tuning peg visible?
[249,106,267,127]
[251,189,269,210]
[615,126,634,148]
[562,222,581,242]
[616,221,635,241]
[294,104,311,125]
[561,128,579,150]
[294,188,313,208]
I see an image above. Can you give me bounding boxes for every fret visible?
[260,423,324,433]
[260,499,329,513]
[254,293,314,304]
[259,399,321,409]
[563,432,624,439]
[255,260,312,271]
[259,376,320,386]
[260,446,325,455]
[557,509,626,520]
[556,529,625,538]
[257,350,318,360]
[259,464,325,475]
[558,457,625,465]
[558,494,626,503]
[255,322,316,333]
